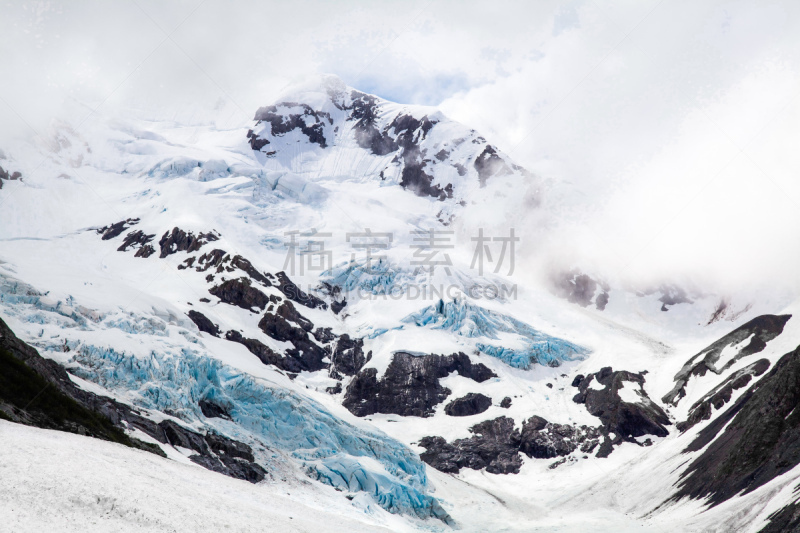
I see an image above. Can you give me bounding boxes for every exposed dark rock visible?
[224,330,301,372]
[187,310,220,337]
[677,358,770,432]
[257,301,327,372]
[419,417,522,474]
[663,314,791,405]
[330,334,370,377]
[518,416,601,459]
[158,227,219,258]
[420,412,606,475]
[209,277,269,312]
[326,382,343,395]
[246,129,270,150]
[0,165,21,189]
[673,345,800,507]
[313,327,335,344]
[657,284,693,311]
[348,92,398,156]
[117,230,156,256]
[500,396,512,408]
[343,351,495,418]
[595,292,609,311]
[252,103,332,148]
[198,399,230,420]
[552,270,609,309]
[0,315,157,453]
[154,420,266,483]
[758,497,800,533]
[573,367,670,441]
[474,145,511,186]
[274,271,326,310]
[444,393,492,417]
[97,218,140,240]
[331,298,347,315]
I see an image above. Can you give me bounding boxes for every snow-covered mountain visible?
[2,75,800,532]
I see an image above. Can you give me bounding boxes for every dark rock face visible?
[656,284,693,311]
[187,310,220,337]
[274,271,326,310]
[198,399,230,420]
[343,351,496,418]
[158,227,219,258]
[97,218,140,240]
[155,420,266,483]
[677,358,770,432]
[474,145,510,186]
[673,345,800,507]
[348,92,398,156]
[0,165,21,189]
[329,334,370,377]
[420,417,522,474]
[444,393,492,417]
[758,499,800,533]
[258,301,327,372]
[552,270,609,310]
[419,413,604,475]
[518,417,602,459]
[573,367,670,443]
[252,103,332,148]
[117,230,156,257]
[0,315,266,483]
[500,396,512,408]
[663,314,792,405]
[224,330,300,372]
[209,277,270,312]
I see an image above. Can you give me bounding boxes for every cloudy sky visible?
[2,0,800,292]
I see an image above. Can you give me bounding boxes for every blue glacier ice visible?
[68,344,451,523]
[322,258,411,296]
[403,296,588,369]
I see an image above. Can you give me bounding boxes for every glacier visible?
[402,295,587,368]
[66,342,451,522]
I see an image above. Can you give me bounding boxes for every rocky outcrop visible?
[572,367,670,453]
[663,314,791,405]
[419,414,604,475]
[252,103,332,148]
[0,164,21,189]
[672,345,800,507]
[444,393,492,417]
[187,310,220,337]
[552,269,609,310]
[274,271,327,310]
[209,277,270,312]
[419,417,522,474]
[329,334,370,377]
[154,420,265,483]
[258,301,327,372]
[117,230,156,257]
[343,351,496,418]
[158,227,219,258]
[677,358,770,432]
[758,498,800,533]
[96,218,140,240]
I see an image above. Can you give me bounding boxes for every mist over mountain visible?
[3,3,800,532]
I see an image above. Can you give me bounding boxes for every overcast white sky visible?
[2,0,800,293]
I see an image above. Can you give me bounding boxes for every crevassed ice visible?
[67,344,450,521]
[403,296,587,369]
